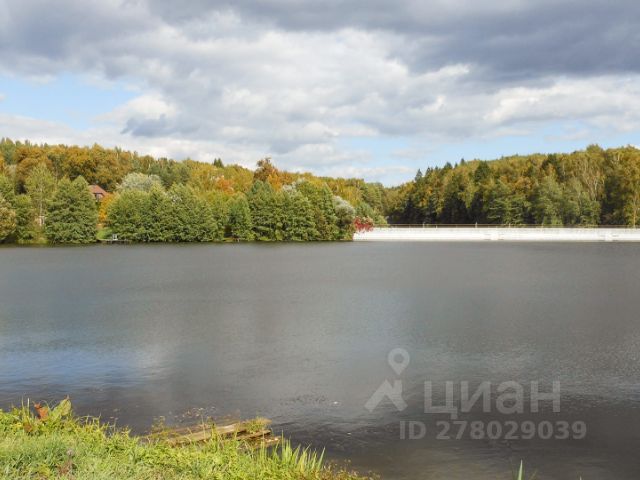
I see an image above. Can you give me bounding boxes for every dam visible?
[354,226,640,242]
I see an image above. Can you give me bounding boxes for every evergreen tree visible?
[248,181,280,241]
[295,181,339,240]
[45,177,97,243]
[281,190,317,241]
[205,191,228,241]
[106,189,150,241]
[227,194,254,241]
[485,180,512,224]
[167,184,218,242]
[473,161,492,184]
[509,193,528,225]
[145,186,173,241]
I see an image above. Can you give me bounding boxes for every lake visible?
[1,243,640,479]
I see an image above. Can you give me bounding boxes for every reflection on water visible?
[1,243,640,479]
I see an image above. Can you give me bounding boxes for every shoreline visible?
[354,226,640,242]
[0,400,366,480]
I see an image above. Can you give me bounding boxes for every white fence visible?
[354,227,640,242]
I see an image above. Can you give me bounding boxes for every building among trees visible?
[89,185,108,201]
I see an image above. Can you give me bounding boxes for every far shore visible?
[355,226,640,242]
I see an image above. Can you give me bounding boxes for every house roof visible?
[89,185,108,196]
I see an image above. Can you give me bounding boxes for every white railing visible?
[354,227,640,242]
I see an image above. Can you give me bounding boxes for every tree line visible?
[0,139,386,244]
[386,145,640,226]
[5,139,638,244]
[104,176,357,242]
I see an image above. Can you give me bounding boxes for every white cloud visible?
[1,1,639,184]
[484,77,640,131]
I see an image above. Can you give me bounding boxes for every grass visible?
[0,400,560,480]
[0,399,365,480]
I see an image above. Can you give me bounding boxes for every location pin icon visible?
[388,348,410,375]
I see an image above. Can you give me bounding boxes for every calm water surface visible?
[1,243,640,479]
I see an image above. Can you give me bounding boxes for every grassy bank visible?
[0,400,365,480]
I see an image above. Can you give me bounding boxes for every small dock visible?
[99,234,127,244]
[142,418,280,449]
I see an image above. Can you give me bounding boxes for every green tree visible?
[295,181,339,240]
[532,176,563,225]
[227,194,254,240]
[25,163,56,226]
[485,180,511,224]
[0,138,17,166]
[117,172,163,192]
[441,171,472,223]
[45,177,97,243]
[0,173,36,241]
[281,189,317,241]
[474,161,492,183]
[333,195,356,239]
[12,194,36,241]
[483,180,526,224]
[205,191,228,241]
[248,181,281,241]
[355,200,386,225]
[106,189,150,242]
[166,184,219,242]
[361,183,384,213]
[0,174,16,203]
[0,194,17,242]
[604,149,640,226]
[145,186,173,242]
[561,179,600,225]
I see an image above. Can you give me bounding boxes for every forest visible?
[386,144,640,227]
[2,140,640,245]
[0,138,386,244]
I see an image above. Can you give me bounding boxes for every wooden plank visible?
[236,429,271,441]
[142,418,274,446]
[246,436,281,450]
[165,428,212,446]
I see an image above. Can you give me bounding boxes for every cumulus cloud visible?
[0,0,639,183]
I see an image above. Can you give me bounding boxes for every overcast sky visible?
[1,0,639,184]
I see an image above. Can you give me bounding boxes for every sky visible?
[1,1,640,185]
